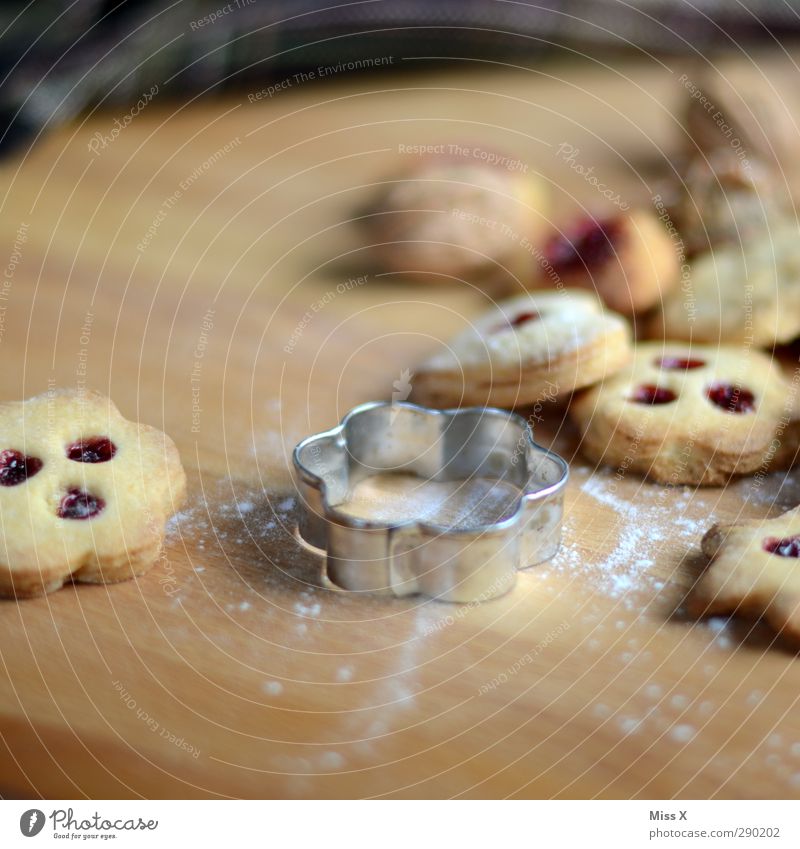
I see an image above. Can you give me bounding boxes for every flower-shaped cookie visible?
[0,389,186,598]
[571,342,800,485]
[691,506,800,644]
[411,289,631,409]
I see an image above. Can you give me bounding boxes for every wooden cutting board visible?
[1,49,800,800]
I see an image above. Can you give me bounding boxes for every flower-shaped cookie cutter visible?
[292,401,569,603]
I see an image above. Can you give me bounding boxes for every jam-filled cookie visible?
[571,342,800,485]
[533,210,679,315]
[692,506,800,645]
[0,389,186,598]
[411,289,631,409]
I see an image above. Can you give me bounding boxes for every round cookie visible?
[0,389,186,598]
[533,210,679,315]
[571,342,800,485]
[653,223,800,346]
[411,289,632,409]
[361,153,548,283]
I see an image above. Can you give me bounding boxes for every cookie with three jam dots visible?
[653,223,800,347]
[532,210,679,316]
[570,342,800,486]
[361,153,549,283]
[411,289,632,409]
[0,389,186,598]
[691,506,800,645]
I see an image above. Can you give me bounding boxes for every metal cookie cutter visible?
[292,402,569,603]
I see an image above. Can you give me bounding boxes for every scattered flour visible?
[542,469,714,605]
[644,683,663,700]
[317,751,345,771]
[618,716,641,734]
[336,666,354,682]
[671,724,696,743]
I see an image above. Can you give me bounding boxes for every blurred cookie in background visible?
[650,222,800,347]
[657,69,797,258]
[659,149,789,258]
[530,210,679,316]
[359,150,549,288]
[682,70,799,175]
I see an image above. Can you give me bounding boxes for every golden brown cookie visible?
[533,210,679,315]
[0,389,186,598]
[571,342,800,485]
[691,506,800,644]
[361,152,548,284]
[411,289,631,409]
[653,223,800,346]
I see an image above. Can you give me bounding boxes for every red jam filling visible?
[491,310,540,334]
[655,356,706,370]
[66,437,117,463]
[0,450,43,486]
[706,383,755,414]
[630,384,677,405]
[543,217,623,273]
[509,310,540,328]
[58,489,105,520]
[763,536,800,557]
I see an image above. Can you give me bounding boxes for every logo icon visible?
[390,369,413,421]
[19,809,45,837]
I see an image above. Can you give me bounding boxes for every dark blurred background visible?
[3,0,800,155]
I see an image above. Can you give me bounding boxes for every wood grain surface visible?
[2,49,800,800]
